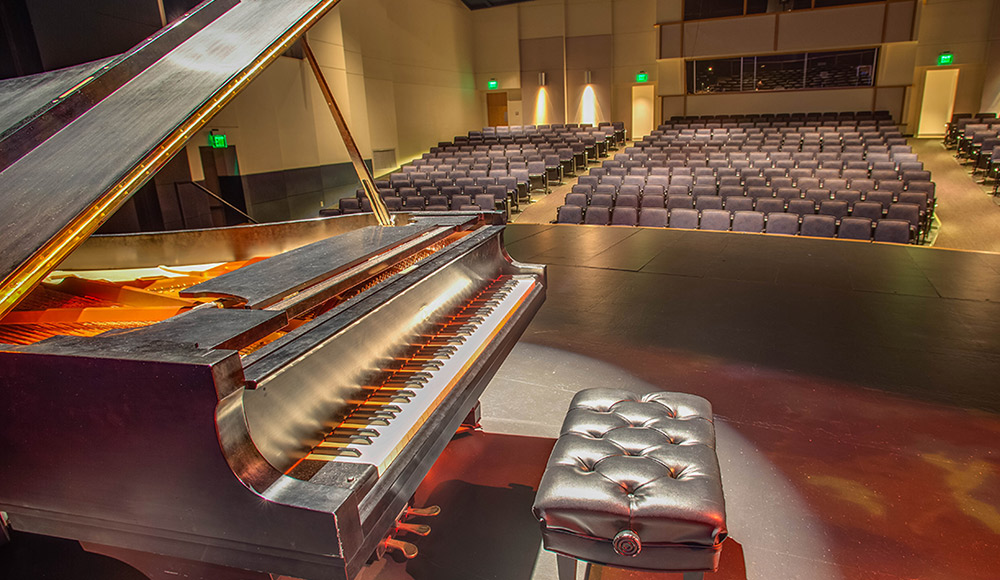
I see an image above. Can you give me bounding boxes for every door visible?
[199,145,248,226]
[631,84,655,141]
[487,92,508,127]
[917,68,959,137]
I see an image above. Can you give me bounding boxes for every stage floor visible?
[2,224,999,580]
[383,224,1000,580]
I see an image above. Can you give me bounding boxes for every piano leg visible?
[80,542,280,580]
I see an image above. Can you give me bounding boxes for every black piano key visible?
[399,361,444,372]
[331,427,381,438]
[350,409,397,419]
[378,380,426,390]
[309,447,362,459]
[318,436,372,446]
[362,384,420,394]
[351,395,410,406]
[340,417,391,429]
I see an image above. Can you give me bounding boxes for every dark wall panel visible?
[243,160,366,223]
[566,35,613,125]
[520,37,565,124]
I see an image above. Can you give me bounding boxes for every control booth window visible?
[686,49,878,94]
[685,0,880,20]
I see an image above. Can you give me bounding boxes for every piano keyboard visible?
[301,274,537,475]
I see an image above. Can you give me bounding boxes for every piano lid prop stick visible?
[301,37,392,228]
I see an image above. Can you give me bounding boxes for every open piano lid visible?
[0,0,345,319]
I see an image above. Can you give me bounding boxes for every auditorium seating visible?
[325,123,625,219]
[553,111,932,244]
[945,112,1000,196]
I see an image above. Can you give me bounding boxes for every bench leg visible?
[556,554,577,580]
[682,573,704,580]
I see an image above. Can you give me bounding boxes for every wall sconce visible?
[539,72,547,86]
[584,70,592,84]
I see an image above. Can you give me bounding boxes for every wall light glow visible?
[581,85,597,127]
[534,87,549,125]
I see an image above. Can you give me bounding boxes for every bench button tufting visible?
[613,530,641,557]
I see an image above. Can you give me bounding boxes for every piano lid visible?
[0,0,344,319]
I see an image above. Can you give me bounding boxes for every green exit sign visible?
[636,71,648,83]
[208,133,228,149]
[488,79,499,90]
[937,52,954,66]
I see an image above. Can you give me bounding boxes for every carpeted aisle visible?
[909,138,1000,253]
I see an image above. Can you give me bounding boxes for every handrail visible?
[179,180,259,224]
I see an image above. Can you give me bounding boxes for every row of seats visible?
[322,122,629,217]
[947,114,1000,194]
[561,190,923,241]
[554,113,935,244]
[334,191,504,214]
[555,206,912,243]
[664,110,893,126]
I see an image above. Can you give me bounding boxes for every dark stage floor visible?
[3,224,999,580]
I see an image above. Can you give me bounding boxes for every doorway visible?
[199,145,248,226]
[631,84,655,140]
[487,92,508,127]
[917,68,959,137]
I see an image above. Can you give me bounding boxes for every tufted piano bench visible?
[532,388,727,580]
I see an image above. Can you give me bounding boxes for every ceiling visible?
[460,0,533,9]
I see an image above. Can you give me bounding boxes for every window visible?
[684,0,745,20]
[686,49,878,94]
[684,0,882,21]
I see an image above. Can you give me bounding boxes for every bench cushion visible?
[532,388,727,571]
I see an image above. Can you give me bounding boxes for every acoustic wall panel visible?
[884,0,916,43]
[686,88,876,116]
[878,41,918,87]
[684,15,776,58]
[656,58,685,95]
[776,5,884,53]
[659,23,682,59]
[567,0,613,37]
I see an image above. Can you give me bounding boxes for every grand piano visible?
[0,2,545,579]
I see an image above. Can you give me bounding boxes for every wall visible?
[473,0,658,135]
[978,0,1000,113]
[163,0,1000,224]
[185,0,481,222]
[654,0,921,128]
[905,0,998,131]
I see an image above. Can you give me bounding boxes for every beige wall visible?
[189,0,1000,183]
[473,0,658,134]
[979,0,1000,113]
[188,0,481,180]
[905,0,997,131]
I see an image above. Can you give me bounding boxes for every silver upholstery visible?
[533,388,727,573]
